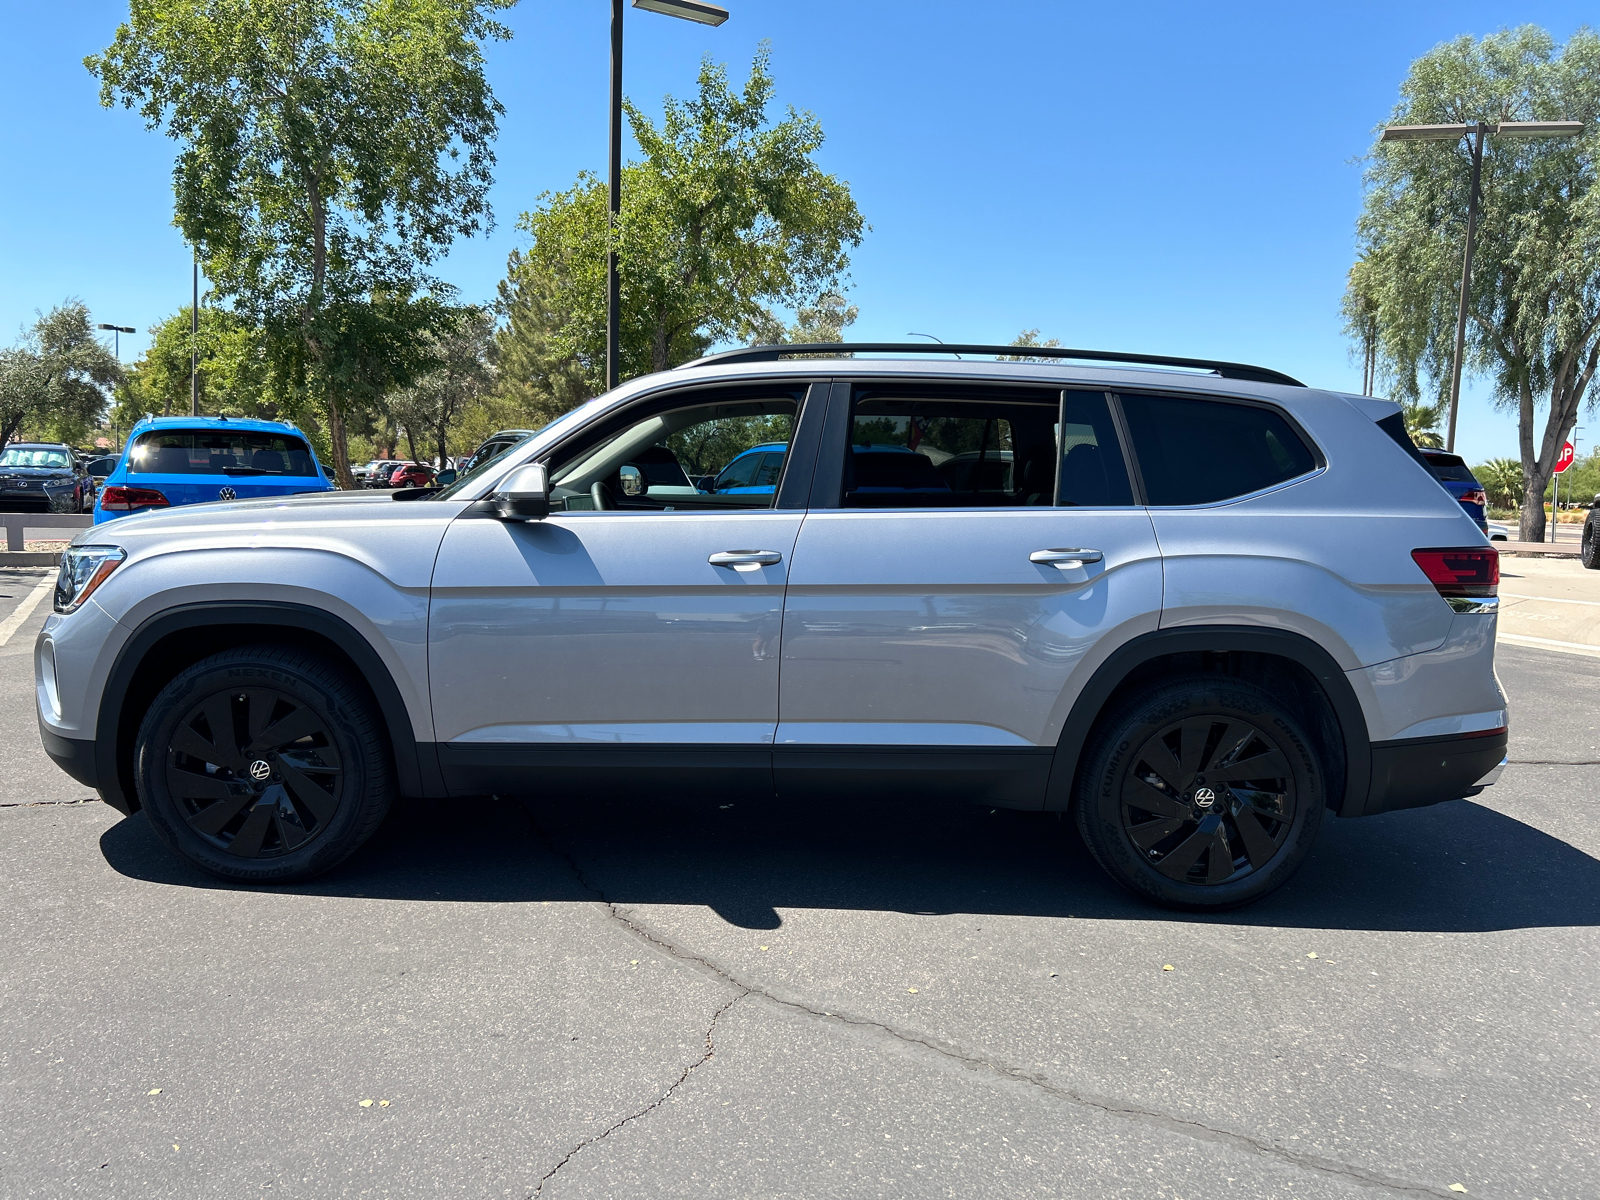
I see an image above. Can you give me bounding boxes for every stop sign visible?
[1554,441,1576,474]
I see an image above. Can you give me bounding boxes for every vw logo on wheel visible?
[1193,787,1217,809]
[248,759,272,782]
[218,486,237,500]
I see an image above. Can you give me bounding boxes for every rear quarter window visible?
[1118,393,1318,506]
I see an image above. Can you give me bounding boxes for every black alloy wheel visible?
[1074,676,1326,909]
[1118,713,1294,885]
[165,687,343,859]
[136,645,393,882]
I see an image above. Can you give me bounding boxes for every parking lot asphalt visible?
[1,574,1596,1199]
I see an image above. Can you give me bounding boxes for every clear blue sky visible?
[2,1,1596,464]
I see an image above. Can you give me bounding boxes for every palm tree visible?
[1402,400,1445,449]
[1476,458,1524,510]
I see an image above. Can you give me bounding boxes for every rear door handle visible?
[709,550,783,571]
[1030,548,1103,570]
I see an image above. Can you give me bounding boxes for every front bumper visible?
[1362,728,1509,816]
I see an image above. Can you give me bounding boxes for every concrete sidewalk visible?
[1498,555,1600,658]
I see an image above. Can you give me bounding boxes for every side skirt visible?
[435,743,1055,810]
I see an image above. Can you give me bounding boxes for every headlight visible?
[54,546,126,614]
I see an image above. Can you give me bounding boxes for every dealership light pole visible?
[1380,120,1585,452]
[606,0,729,391]
[96,323,135,361]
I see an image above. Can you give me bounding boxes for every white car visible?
[1487,520,1510,541]
[37,342,1507,909]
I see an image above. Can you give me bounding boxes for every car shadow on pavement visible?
[99,790,1600,933]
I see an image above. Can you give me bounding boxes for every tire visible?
[1074,675,1326,910]
[134,645,394,882]
[1583,515,1598,570]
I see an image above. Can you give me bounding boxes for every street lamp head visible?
[1381,123,1475,142]
[1494,120,1585,138]
[632,0,728,25]
[97,324,135,334]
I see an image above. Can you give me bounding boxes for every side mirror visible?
[435,469,457,486]
[619,464,645,497]
[495,462,549,521]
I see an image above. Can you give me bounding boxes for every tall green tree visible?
[0,304,119,447]
[496,46,865,402]
[87,0,512,487]
[116,307,276,429]
[1347,27,1600,540]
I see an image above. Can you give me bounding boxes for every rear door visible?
[776,381,1162,806]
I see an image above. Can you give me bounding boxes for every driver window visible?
[548,394,798,513]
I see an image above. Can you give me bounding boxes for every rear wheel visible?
[1583,514,1598,570]
[135,645,394,882]
[1074,676,1325,909]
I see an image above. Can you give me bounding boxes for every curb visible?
[0,552,62,567]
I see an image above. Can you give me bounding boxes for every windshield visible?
[0,448,71,469]
[431,432,539,499]
[129,430,318,476]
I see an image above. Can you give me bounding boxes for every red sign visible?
[1554,442,1575,474]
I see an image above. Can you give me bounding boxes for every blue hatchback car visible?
[94,416,333,523]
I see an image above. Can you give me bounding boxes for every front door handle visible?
[1030,548,1103,570]
[709,550,783,572]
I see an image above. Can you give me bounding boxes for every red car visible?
[389,462,437,489]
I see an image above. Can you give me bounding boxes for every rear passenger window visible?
[841,389,1133,508]
[1118,393,1317,506]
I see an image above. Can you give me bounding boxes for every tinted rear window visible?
[1119,394,1318,506]
[129,430,317,476]
[1423,455,1479,484]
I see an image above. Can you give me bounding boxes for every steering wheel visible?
[590,481,616,511]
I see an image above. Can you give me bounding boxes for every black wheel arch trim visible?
[1043,626,1373,818]
[93,601,444,815]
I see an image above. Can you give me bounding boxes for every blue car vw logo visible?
[218,486,237,500]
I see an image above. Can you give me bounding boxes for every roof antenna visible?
[907,332,960,360]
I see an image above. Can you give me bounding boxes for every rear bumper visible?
[1362,729,1509,816]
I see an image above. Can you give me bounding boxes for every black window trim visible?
[1107,388,1327,510]
[806,378,1143,512]
[527,377,829,515]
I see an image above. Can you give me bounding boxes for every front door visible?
[776,382,1162,806]
[428,385,820,797]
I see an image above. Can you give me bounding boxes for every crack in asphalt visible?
[528,992,745,1198]
[520,805,1462,1199]
[1507,759,1600,766]
[0,797,101,808]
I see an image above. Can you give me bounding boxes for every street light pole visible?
[96,323,135,362]
[1380,120,1584,453]
[606,0,623,391]
[605,0,729,392]
[191,248,200,417]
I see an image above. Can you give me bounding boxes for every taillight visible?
[1460,488,1487,506]
[1412,547,1499,612]
[98,486,170,512]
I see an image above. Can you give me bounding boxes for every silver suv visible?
[36,345,1507,909]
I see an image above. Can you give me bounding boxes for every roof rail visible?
[683,343,1304,387]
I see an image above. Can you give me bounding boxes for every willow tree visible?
[1347,27,1600,540]
[87,0,511,487]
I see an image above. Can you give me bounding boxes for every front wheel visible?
[1074,676,1326,910]
[1583,515,1598,570]
[134,645,394,882]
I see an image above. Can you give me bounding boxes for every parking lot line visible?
[1498,632,1600,659]
[0,576,55,647]
[1501,591,1600,608]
